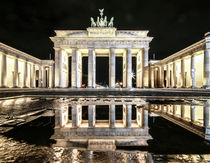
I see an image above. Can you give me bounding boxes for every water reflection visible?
[1,96,210,162]
[149,101,210,141]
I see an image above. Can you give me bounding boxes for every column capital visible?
[53,47,61,51]
[143,47,150,51]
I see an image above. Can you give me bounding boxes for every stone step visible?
[88,139,116,151]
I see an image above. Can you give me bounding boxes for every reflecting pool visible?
[0,96,210,162]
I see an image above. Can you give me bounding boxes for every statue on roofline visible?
[90,9,114,27]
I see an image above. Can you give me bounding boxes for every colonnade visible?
[56,104,148,129]
[0,42,54,88]
[55,47,149,88]
[150,32,210,89]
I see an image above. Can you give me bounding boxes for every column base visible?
[13,86,20,88]
[23,86,29,88]
[204,85,210,89]
[0,85,8,88]
[126,86,132,89]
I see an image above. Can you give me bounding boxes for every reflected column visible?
[190,105,195,123]
[88,105,96,128]
[204,102,210,127]
[109,104,115,128]
[72,105,81,128]
[126,104,132,128]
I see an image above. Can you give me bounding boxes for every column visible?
[166,64,170,88]
[13,57,18,87]
[143,109,148,128]
[143,48,149,87]
[43,67,47,88]
[71,48,77,87]
[88,105,96,128]
[32,64,36,88]
[204,102,210,127]
[23,61,28,88]
[126,104,132,128]
[136,51,141,88]
[88,48,96,88]
[54,48,62,88]
[151,67,154,88]
[160,65,165,88]
[1,54,7,87]
[72,105,81,128]
[181,105,185,119]
[148,63,151,88]
[173,61,177,88]
[38,66,42,88]
[126,48,132,88]
[190,55,196,88]
[109,105,115,128]
[123,51,127,87]
[204,33,210,88]
[109,48,115,88]
[181,58,185,88]
[190,105,195,123]
[49,66,53,88]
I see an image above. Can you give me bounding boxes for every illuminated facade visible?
[0,42,54,88]
[149,32,210,89]
[50,28,152,88]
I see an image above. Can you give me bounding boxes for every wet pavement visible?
[0,96,210,162]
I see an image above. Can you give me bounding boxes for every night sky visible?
[0,0,210,60]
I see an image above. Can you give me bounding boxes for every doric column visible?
[88,48,96,88]
[143,48,149,87]
[72,105,81,128]
[13,57,19,88]
[148,63,151,88]
[126,48,132,88]
[204,101,210,127]
[181,105,185,119]
[173,61,177,88]
[43,67,47,88]
[151,67,154,88]
[190,105,195,123]
[88,105,96,128]
[109,48,115,88]
[109,104,115,128]
[136,51,141,88]
[54,48,62,88]
[126,104,132,128]
[166,64,170,88]
[123,51,127,87]
[38,66,42,88]
[23,61,28,88]
[49,66,53,88]
[71,48,77,88]
[143,109,148,128]
[190,55,196,88]
[204,32,210,88]
[32,64,36,88]
[181,58,185,88]
[1,54,7,88]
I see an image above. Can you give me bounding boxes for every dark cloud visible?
[0,0,210,60]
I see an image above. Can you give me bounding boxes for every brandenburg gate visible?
[50,10,153,88]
